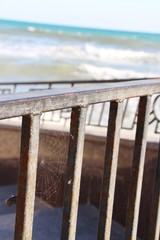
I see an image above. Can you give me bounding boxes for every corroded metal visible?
[97,101,123,240]
[125,96,152,240]
[0,79,160,133]
[61,106,88,240]
[0,80,159,120]
[148,141,160,240]
[14,114,40,240]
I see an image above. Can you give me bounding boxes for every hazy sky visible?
[0,0,160,33]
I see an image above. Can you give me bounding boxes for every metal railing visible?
[0,79,160,240]
[0,78,160,133]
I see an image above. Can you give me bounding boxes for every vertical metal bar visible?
[122,99,129,121]
[98,103,105,126]
[97,100,123,240]
[125,96,152,240]
[13,83,17,93]
[148,141,160,240]
[61,106,88,240]
[88,104,94,124]
[14,114,40,240]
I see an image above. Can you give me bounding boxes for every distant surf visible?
[0,19,160,82]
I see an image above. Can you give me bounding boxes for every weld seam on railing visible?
[148,140,160,240]
[125,96,152,240]
[60,106,88,240]
[97,101,123,240]
[14,114,40,240]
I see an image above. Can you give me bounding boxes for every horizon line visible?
[1,17,160,36]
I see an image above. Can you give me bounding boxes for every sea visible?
[0,19,160,82]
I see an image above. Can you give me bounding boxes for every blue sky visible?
[0,0,160,33]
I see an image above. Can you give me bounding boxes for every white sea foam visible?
[0,38,159,81]
[27,26,36,32]
[84,44,160,64]
[78,64,156,79]
[0,41,160,65]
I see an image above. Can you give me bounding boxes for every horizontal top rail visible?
[0,79,159,120]
[0,77,159,85]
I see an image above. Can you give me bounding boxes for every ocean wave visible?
[0,20,160,82]
[1,20,160,50]
[27,26,64,36]
[27,26,36,32]
[84,44,160,64]
[0,60,156,81]
[77,64,157,79]
[0,42,160,65]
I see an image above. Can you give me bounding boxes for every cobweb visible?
[36,121,68,206]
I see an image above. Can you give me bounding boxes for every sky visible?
[0,0,160,33]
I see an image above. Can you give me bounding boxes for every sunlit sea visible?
[0,19,160,83]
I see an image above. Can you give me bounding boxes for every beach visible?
[0,19,160,83]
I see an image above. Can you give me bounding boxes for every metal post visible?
[61,106,87,240]
[14,114,40,240]
[125,96,151,240]
[13,83,17,93]
[97,101,123,240]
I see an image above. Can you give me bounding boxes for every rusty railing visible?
[0,78,160,133]
[0,79,160,239]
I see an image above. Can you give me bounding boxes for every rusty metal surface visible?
[97,101,123,240]
[0,79,160,134]
[148,141,160,240]
[14,114,40,240]
[61,106,88,240]
[0,80,159,120]
[125,96,152,240]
